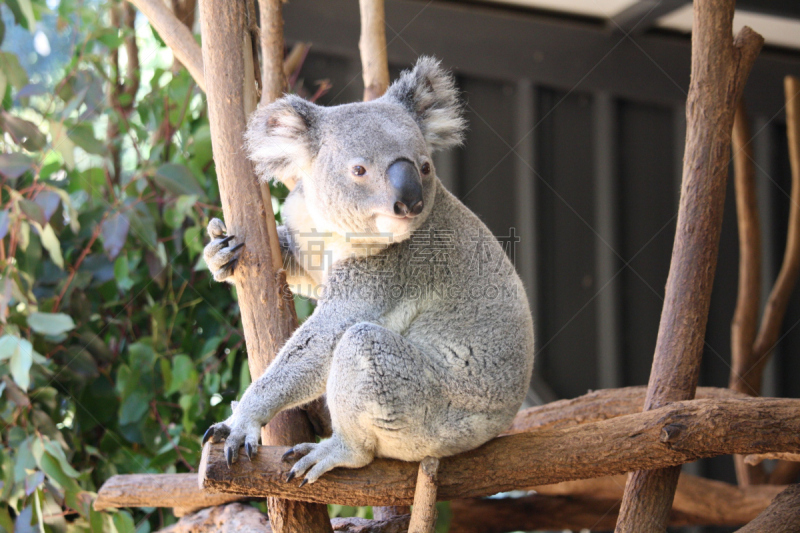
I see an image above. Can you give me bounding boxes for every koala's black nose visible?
[387,159,424,217]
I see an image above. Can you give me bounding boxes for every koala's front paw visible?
[203,218,244,282]
[202,409,262,467]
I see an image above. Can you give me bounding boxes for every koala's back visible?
[322,181,535,460]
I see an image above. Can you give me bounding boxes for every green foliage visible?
[0,1,312,531]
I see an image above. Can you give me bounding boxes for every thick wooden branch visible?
[615,0,764,529]
[127,0,205,91]
[197,2,330,532]
[95,473,242,513]
[735,484,800,533]
[769,460,800,485]
[358,0,389,101]
[505,385,743,434]
[198,398,800,506]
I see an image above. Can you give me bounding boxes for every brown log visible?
[531,473,785,525]
[94,474,242,513]
[197,2,331,532]
[505,385,743,434]
[730,101,767,487]
[615,0,764,529]
[735,484,800,533]
[407,458,439,533]
[358,0,389,101]
[198,398,800,506]
[259,0,286,104]
[126,0,205,91]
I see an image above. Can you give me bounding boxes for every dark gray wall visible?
[283,1,800,531]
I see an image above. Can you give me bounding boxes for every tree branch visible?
[127,0,205,91]
[615,0,764,528]
[197,2,330,532]
[197,398,800,506]
[358,0,389,101]
[407,457,439,533]
[735,484,800,533]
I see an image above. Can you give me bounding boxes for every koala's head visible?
[245,57,466,240]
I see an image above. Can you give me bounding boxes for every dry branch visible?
[197,2,330,532]
[156,503,269,533]
[730,101,767,486]
[745,452,800,465]
[735,484,800,533]
[359,0,389,101]
[615,1,764,529]
[407,457,439,533]
[259,0,286,103]
[505,385,743,434]
[531,473,785,525]
[198,398,800,506]
[126,0,205,91]
[94,473,242,513]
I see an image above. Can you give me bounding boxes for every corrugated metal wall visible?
[284,2,800,531]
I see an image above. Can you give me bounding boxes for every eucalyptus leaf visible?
[0,153,33,181]
[101,212,130,260]
[28,312,76,336]
[0,112,46,151]
[153,164,206,199]
[40,224,64,269]
[9,338,33,389]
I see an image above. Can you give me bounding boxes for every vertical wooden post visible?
[359,0,390,101]
[198,1,331,532]
[613,1,763,531]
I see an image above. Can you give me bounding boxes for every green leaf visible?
[118,390,150,425]
[19,199,46,227]
[0,153,33,181]
[43,440,80,478]
[114,254,134,291]
[0,335,18,360]
[40,223,64,269]
[28,312,76,336]
[67,123,106,155]
[0,52,26,93]
[153,164,206,199]
[0,112,46,151]
[113,511,136,533]
[5,0,36,31]
[39,452,79,493]
[167,354,197,395]
[10,338,33,389]
[101,212,130,260]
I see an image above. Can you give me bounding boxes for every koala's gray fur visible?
[203,57,535,485]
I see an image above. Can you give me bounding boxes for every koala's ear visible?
[244,95,319,189]
[384,57,466,152]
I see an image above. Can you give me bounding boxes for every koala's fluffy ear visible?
[244,95,319,189]
[385,57,466,152]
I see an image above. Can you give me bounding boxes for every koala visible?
[202,57,535,486]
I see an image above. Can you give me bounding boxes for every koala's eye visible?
[421,162,431,175]
[352,165,367,177]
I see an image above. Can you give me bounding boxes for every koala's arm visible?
[205,299,377,458]
[278,225,320,300]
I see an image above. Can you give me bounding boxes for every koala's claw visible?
[245,442,257,461]
[202,423,231,445]
[281,447,297,463]
[285,470,296,483]
[204,218,245,282]
[225,447,235,468]
[298,478,309,488]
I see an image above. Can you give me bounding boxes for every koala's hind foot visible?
[204,218,244,282]
[202,409,263,467]
[282,434,373,486]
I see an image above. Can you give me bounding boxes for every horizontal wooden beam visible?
[736,484,800,533]
[199,398,800,506]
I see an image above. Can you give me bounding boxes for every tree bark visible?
[358,0,389,101]
[735,484,800,533]
[127,0,205,91]
[197,1,330,532]
[730,101,767,486]
[615,1,763,529]
[505,385,743,434]
[198,398,800,506]
[407,457,439,533]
